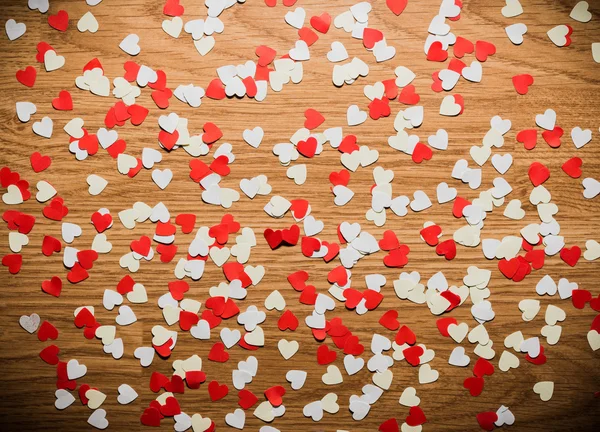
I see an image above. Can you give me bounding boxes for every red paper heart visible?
[512,74,534,95]
[316,344,337,365]
[396,324,417,345]
[436,317,457,337]
[163,0,184,16]
[310,13,331,33]
[127,104,149,126]
[542,126,563,148]
[298,26,319,46]
[436,239,456,260]
[38,320,58,341]
[41,235,61,256]
[498,257,519,279]
[255,45,276,66]
[141,407,161,427]
[297,137,318,158]
[463,376,485,396]
[475,40,496,61]
[473,358,495,377]
[327,265,348,285]
[561,157,582,178]
[2,254,22,274]
[160,396,181,416]
[383,249,409,267]
[379,310,400,330]
[264,385,286,406]
[208,342,229,363]
[208,380,229,401]
[402,345,423,366]
[39,344,60,365]
[453,36,474,58]
[420,225,441,246]
[304,108,325,130]
[67,263,89,284]
[412,142,432,163]
[363,28,384,49]
[52,90,73,110]
[203,122,223,144]
[48,10,69,32]
[476,412,498,431]
[343,335,364,355]
[278,309,299,331]
[386,0,408,15]
[379,418,400,432]
[30,152,52,172]
[238,389,258,410]
[524,249,544,269]
[448,58,467,74]
[299,285,318,305]
[517,129,538,150]
[528,162,550,186]
[427,42,448,62]
[406,406,427,426]
[329,169,350,186]
[571,289,592,309]
[560,246,581,267]
[42,276,62,297]
[399,84,420,105]
[16,66,37,87]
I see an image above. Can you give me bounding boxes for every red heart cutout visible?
[379,417,400,432]
[208,342,229,363]
[436,239,456,260]
[427,41,448,62]
[179,311,199,331]
[206,78,226,99]
[448,58,467,74]
[41,235,61,256]
[131,235,151,256]
[383,249,409,267]
[402,345,423,366]
[412,142,432,163]
[436,317,457,337]
[255,45,276,66]
[524,249,544,269]
[210,155,230,176]
[329,169,350,186]
[406,406,426,426]
[379,230,400,251]
[264,385,286,407]
[560,246,581,267]
[528,162,550,186]
[517,129,538,150]
[338,135,359,153]
[317,344,337,365]
[48,10,69,32]
[242,76,257,97]
[16,66,36,87]
[475,40,496,61]
[304,108,325,130]
[310,13,331,34]
[141,407,161,427]
[91,212,112,233]
[396,324,417,345]
[281,224,300,245]
[287,270,309,291]
[363,28,384,49]
[185,371,206,389]
[36,42,54,63]
[572,289,592,309]
[52,90,73,110]
[453,36,474,58]
[278,309,299,331]
[264,229,283,249]
[301,236,321,257]
[561,157,582,178]
[38,320,58,341]
[386,0,408,15]
[151,88,173,109]
[463,376,485,396]
[168,281,189,300]
[2,253,22,274]
[512,74,534,95]
[473,358,495,377]
[163,0,184,16]
[299,285,318,305]
[327,265,348,285]
[74,308,95,328]
[298,26,319,46]
[542,126,563,148]
[160,397,181,417]
[42,276,62,297]
[297,136,318,158]
[67,263,89,284]
[379,310,400,330]
[498,257,519,279]
[117,275,135,295]
[343,335,364,355]
[476,412,498,431]
[127,104,149,126]
[368,97,391,120]
[238,389,258,409]
[30,152,52,172]
[208,380,229,401]
[203,122,223,144]
[39,344,60,365]
[420,225,442,246]
[399,84,420,105]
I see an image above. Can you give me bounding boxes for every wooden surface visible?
[1,0,600,430]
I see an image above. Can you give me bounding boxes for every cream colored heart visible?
[77,11,99,33]
[533,381,554,401]
[541,324,562,345]
[44,50,65,72]
[278,339,299,360]
[264,290,285,311]
[87,174,108,196]
[95,325,116,345]
[286,164,307,185]
[373,369,393,390]
[86,389,106,409]
[322,365,343,385]
[36,180,56,202]
[399,387,420,406]
[321,393,339,414]
[584,240,600,261]
[570,1,592,23]
[64,118,85,138]
[117,153,138,174]
[162,16,183,38]
[498,350,520,371]
[191,413,212,432]
[3,184,23,204]
[448,322,468,343]
[209,246,230,267]
[504,199,525,220]
[418,364,439,384]
[587,330,600,351]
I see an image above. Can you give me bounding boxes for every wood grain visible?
[1,0,600,431]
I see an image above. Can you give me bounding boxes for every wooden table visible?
[1,0,599,430]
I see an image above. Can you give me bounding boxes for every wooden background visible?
[1,0,600,430]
